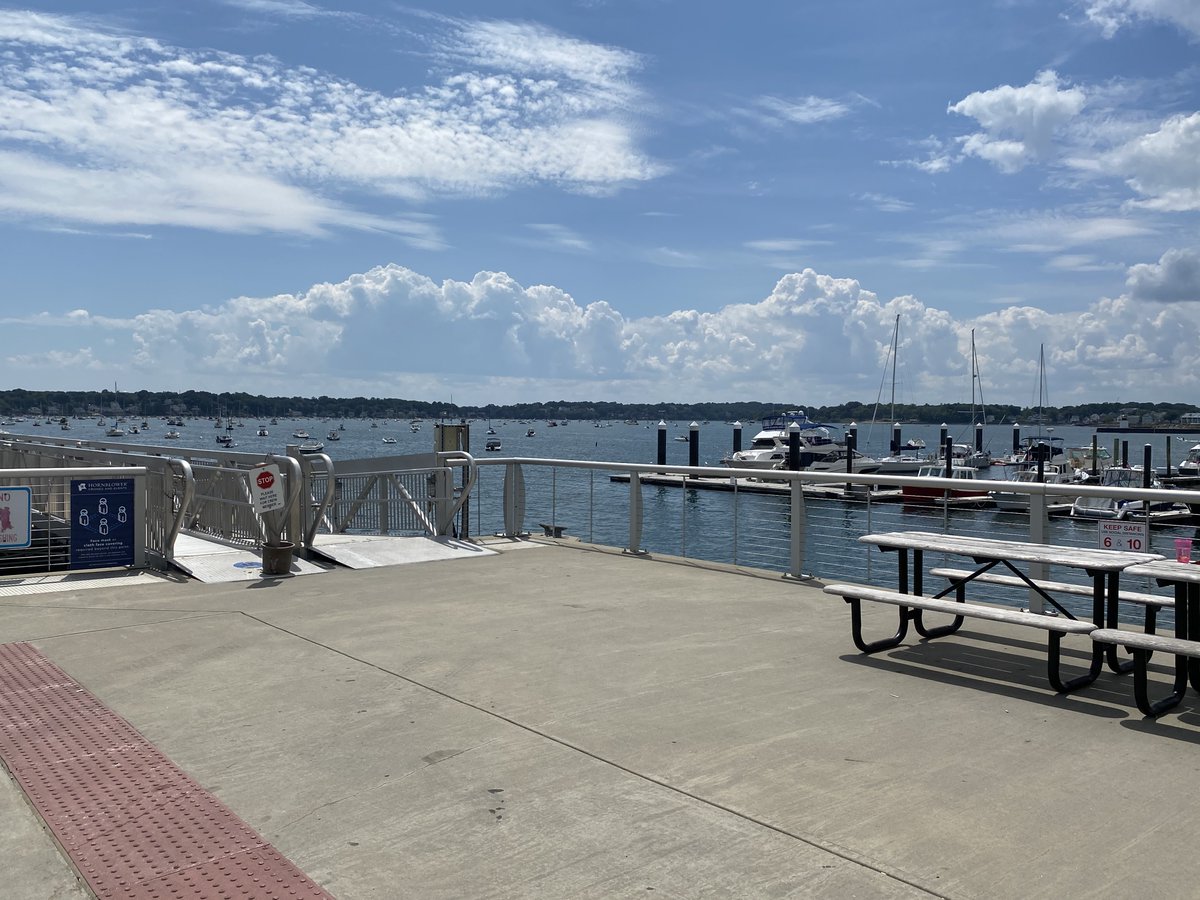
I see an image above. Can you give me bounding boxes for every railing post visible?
[626,471,645,554]
[502,462,526,537]
[787,476,807,579]
[1027,490,1048,614]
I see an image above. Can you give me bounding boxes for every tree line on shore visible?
[0,388,1193,426]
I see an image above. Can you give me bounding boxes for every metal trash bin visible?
[260,540,294,576]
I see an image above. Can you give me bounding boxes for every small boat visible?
[216,434,234,446]
[485,438,502,451]
[381,437,397,444]
[1178,444,1200,477]
[257,427,269,436]
[674,434,689,442]
[297,441,325,453]
[526,428,536,437]
[989,465,1080,512]
[1071,467,1189,520]
[165,431,181,439]
[901,438,926,451]
[105,426,125,437]
[292,430,310,439]
[901,465,990,505]
[326,430,341,441]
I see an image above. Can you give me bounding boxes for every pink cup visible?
[1176,538,1193,563]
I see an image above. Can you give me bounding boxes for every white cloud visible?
[0,10,663,236]
[949,70,1087,172]
[1082,0,1200,40]
[12,259,1200,402]
[1104,112,1200,211]
[1126,248,1200,302]
[751,95,851,127]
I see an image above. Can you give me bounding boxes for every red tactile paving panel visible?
[0,642,334,899]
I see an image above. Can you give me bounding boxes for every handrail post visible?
[1027,489,1048,613]
[627,471,645,554]
[502,462,526,537]
[787,476,807,579]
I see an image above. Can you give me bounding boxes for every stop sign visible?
[256,470,275,490]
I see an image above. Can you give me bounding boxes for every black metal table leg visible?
[1102,571,1134,674]
[846,597,911,653]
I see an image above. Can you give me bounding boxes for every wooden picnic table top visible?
[1124,559,1200,583]
[860,530,1163,571]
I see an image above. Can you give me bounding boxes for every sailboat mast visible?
[889,314,899,423]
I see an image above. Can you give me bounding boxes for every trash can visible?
[260,540,294,576]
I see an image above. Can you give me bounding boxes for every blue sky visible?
[1,0,1198,406]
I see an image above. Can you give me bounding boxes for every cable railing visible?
[473,458,1200,621]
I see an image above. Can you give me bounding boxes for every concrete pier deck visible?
[3,539,1199,898]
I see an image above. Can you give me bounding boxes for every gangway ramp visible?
[307,534,496,569]
[170,533,330,583]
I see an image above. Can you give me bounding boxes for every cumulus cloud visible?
[0,10,663,236]
[1083,0,1200,40]
[1104,112,1200,211]
[949,70,1087,173]
[11,256,1200,403]
[1126,248,1200,302]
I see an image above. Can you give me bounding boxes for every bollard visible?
[732,420,742,454]
[657,420,667,467]
[1143,444,1152,489]
[891,423,901,455]
[788,423,801,471]
[1012,422,1021,455]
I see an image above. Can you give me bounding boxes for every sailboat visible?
[874,315,926,474]
[935,330,990,469]
[996,344,1065,467]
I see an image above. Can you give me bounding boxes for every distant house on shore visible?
[1182,412,1200,427]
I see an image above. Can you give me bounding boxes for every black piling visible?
[1143,444,1152,489]
[688,421,699,474]
[1012,422,1021,455]
[657,420,667,466]
[943,436,954,478]
[788,424,801,471]
[891,423,901,455]
[732,421,742,454]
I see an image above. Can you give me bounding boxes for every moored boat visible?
[901,465,990,505]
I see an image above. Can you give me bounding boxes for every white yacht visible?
[722,410,834,469]
[1071,467,1188,520]
[989,465,1080,512]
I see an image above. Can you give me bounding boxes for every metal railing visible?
[472,458,1200,620]
[0,434,304,562]
[300,450,477,541]
[0,466,147,575]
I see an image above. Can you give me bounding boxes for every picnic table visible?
[823,530,1163,693]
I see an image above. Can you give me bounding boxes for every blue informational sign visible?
[70,477,135,569]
